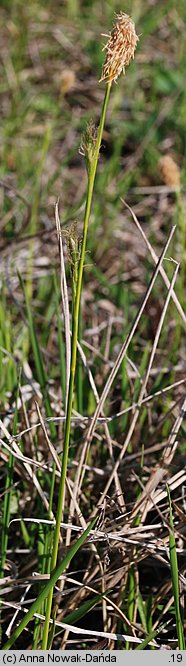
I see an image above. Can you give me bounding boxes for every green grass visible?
[3,518,96,650]
[167,486,185,650]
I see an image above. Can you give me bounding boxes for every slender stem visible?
[167,485,185,650]
[42,81,111,648]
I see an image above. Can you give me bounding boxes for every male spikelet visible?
[100,12,139,83]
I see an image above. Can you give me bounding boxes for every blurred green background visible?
[0,0,185,215]
[0,0,185,409]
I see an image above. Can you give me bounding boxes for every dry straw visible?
[100,11,139,83]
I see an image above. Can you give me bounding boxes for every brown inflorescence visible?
[100,12,139,84]
[159,155,181,189]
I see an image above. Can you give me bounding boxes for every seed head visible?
[159,155,180,189]
[100,12,139,84]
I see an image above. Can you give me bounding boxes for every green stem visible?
[42,81,111,649]
[167,485,185,650]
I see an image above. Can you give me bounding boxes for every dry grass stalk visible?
[71,226,176,509]
[122,198,186,325]
[0,419,52,514]
[55,202,71,407]
[1,599,157,646]
[131,396,186,522]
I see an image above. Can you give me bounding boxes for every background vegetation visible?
[0,0,186,650]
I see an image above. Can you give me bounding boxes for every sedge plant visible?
[40,12,139,648]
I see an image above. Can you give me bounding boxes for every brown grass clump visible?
[159,155,181,188]
[100,12,139,83]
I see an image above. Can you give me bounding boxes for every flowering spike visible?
[79,121,98,175]
[100,12,139,84]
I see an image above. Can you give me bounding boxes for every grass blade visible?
[167,485,185,650]
[3,517,96,649]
